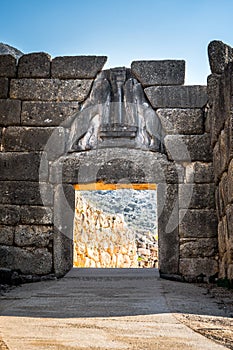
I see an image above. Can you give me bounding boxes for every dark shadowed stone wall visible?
[207,40,233,285]
[0,48,220,283]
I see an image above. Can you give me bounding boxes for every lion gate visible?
[2,41,231,283]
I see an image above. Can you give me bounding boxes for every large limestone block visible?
[51,56,107,79]
[0,99,21,126]
[179,184,215,209]
[15,225,53,247]
[156,108,203,135]
[185,162,214,183]
[10,78,92,102]
[180,238,218,258]
[0,245,52,275]
[0,152,43,181]
[145,85,208,108]
[131,60,185,86]
[0,55,16,77]
[0,78,8,98]
[179,209,217,238]
[179,258,218,279]
[208,40,233,74]
[21,101,79,126]
[0,226,14,245]
[18,53,51,78]
[164,134,212,162]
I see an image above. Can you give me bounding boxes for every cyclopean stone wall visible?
[207,40,233,285]
[0,47,220,283]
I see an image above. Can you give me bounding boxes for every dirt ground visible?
[173,284,233,350]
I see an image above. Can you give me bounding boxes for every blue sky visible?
[1,0,233,84]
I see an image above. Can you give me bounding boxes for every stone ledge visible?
[145,85,208,108]
[51,56,107,79]
[131,60,185,86]
[18,52,51,78]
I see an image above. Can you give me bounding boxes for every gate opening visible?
[73,183,157,268]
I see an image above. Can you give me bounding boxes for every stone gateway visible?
[0,40,232,286]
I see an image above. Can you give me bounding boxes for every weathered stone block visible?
[0,99,21,126]
[0,78,8,98]
[15,225,53,247]
[226,204,233,238]
[0,182,53,206]
[164,134,212,162]
[219,129,229,174]
[131,60,185,86]
[0,55,16,77]
[157,183,179,274]
[0,152,44,181]
[20,206,53,225]
[10,79,92,102]
[2,127,65,159]
[21,101,79,126]
[179,209,217,238]
[213,141,221,182]
[0,226,14,245]
[54,184,75,238]
[185,162,214,183]
[218,217,227,257]
[179,184,215,209]
[219,172,228,213]
[144,85,208,108]
[207,74,220,106]
[51,55,107,79]
[179,258,219,278]
[18,52,51,78]
[53,229,73,277]
[157,108,204,135]
[208,40,233,74]
[228,159,233,203]
[0,205,20,225]
[180,238,218,258]
[0,245,52,275]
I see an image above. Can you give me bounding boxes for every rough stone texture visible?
[20,206,53,225]
[179,209,217,238]
[21,101,79,126]
[208,40,233,74]
[0,205,20,225]
[179,184,215,209]
[0,182,53,206]
[180,238,218,258]
[51,56,107,79]
[10,79,93,102]
[179,258,219,278]
[14,225,53,247]
[0,55,16,77]
[0,226,14,245]
[0,78,8,98]
[0,152,43,181]
[157,184,179,275]
[0,99,21,126]
[164,134,212,162]
[53,230,73,277]
[185,162,214,183]
[145,86,208,108]
[2,127,65,159]
[18,53,51,78]
[228,158,233,203]
[0,245,52,275]
[131,60,185,86]
[156,108,204,135]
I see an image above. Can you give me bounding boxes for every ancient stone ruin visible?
[0,40,232,285]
